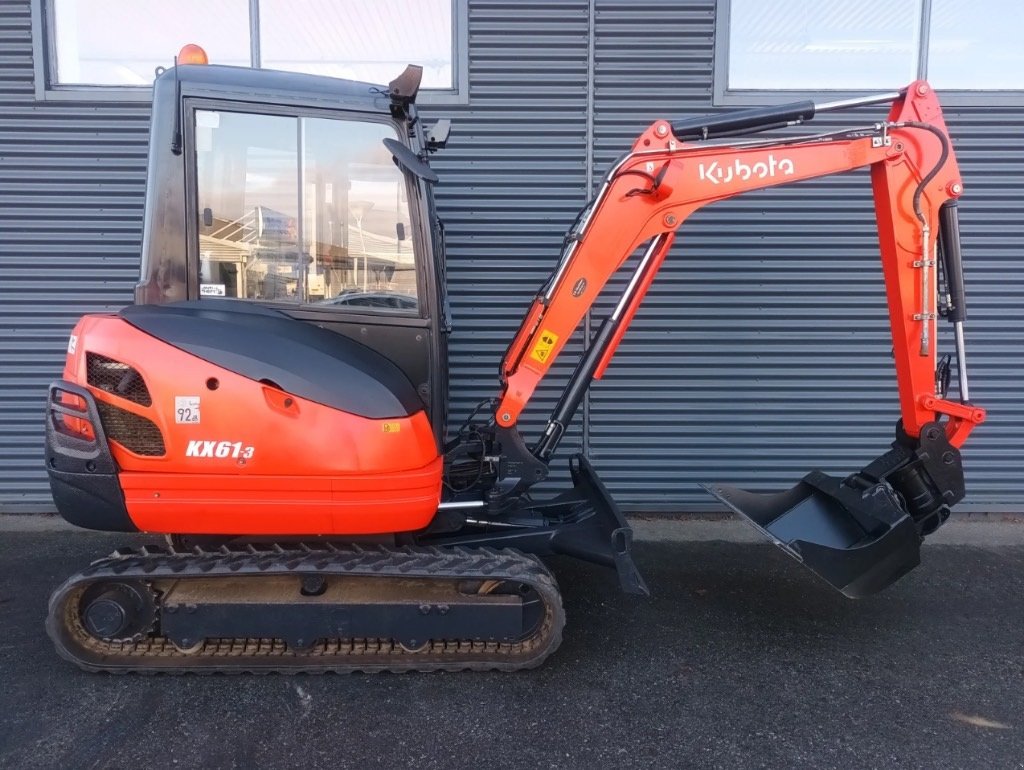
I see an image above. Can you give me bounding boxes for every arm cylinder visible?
[939,201,967,323]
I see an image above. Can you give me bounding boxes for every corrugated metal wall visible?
[0,0,150,510]
[1,0,1020,512]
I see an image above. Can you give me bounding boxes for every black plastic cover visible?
[45,381,137,532]
[120,301,422,419]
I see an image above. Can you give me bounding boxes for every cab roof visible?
[158,63,395,115]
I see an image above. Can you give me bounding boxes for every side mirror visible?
[426,119,451,152]
[383,138,439,183]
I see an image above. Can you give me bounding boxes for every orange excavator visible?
[44,54,985,672]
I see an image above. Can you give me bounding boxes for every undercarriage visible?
[49,543,564,674]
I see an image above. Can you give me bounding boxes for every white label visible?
[67,334,77,354]
[175,396,201,424]
[200,283,227,297]
[196,111,220,129]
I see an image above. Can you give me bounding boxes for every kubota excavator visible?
[44,54,986,673]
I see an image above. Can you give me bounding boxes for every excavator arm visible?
[478,82,986,598]
[499,81,983,444]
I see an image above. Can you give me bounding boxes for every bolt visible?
[947,181,963,197]
[419,604,431,615]
[926,428,941,441]
[664,214,677,226]
[153,492,160,498]
[438,604,450,615]
[655,124,668,137]
[943,451,956,465]
[85,460,96,473]
[917,84,930,95]
[501,412,511,423]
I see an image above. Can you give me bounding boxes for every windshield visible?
[194,109,419,312]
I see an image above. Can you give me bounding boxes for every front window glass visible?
[194,109,419,311]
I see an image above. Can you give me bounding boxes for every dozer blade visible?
[703,470,921,598]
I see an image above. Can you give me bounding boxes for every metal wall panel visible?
[0,0,149,509]
[1,0,1020,512]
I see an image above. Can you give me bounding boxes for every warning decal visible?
[530,329,559,364]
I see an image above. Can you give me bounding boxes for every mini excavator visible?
[44,54,986,672]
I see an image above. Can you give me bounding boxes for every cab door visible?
[183,101,447,444]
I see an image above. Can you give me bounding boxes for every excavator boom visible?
[486,81,985,597]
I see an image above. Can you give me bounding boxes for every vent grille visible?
[96,401,166,457]
[86,353,153,407]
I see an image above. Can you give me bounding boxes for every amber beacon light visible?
[176,43,209,65]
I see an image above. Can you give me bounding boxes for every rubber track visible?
[46,543,565,674]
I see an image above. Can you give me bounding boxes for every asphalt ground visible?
[1,518,1022,770]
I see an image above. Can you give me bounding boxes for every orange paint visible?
[63,315,442,535]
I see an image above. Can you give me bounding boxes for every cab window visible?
[194,109,419,312]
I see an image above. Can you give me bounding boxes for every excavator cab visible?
[137,61,451,447]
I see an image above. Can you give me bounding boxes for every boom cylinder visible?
[533,235,671,460]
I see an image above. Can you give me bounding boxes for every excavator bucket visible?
[703,470,921,598]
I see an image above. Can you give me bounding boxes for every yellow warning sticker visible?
[530,329,559,364]
[382,422,401,433]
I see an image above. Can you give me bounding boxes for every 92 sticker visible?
[175,396,200,424]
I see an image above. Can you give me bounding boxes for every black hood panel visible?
[120,301,422,419]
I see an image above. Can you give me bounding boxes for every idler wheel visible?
[79,581,157,642]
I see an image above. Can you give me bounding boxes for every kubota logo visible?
[186,440,255,459]
[698,154,795,186]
